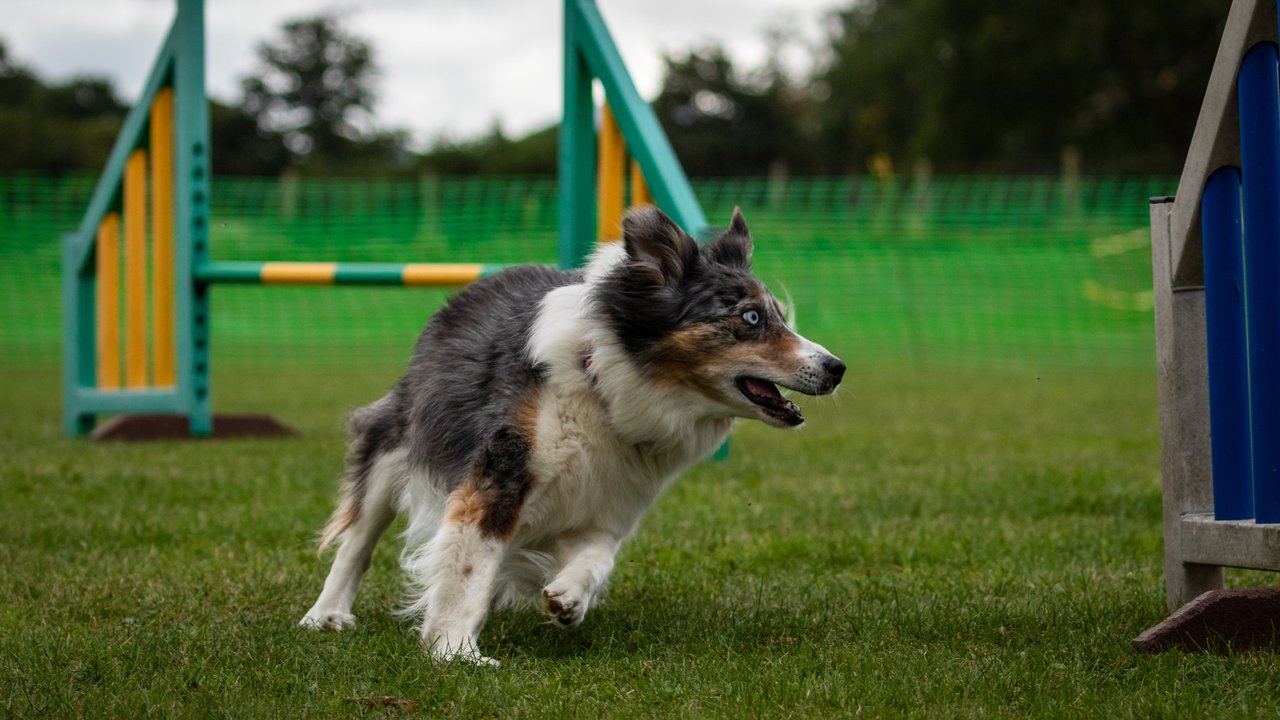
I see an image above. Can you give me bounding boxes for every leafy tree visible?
[0,24,403,177]
[240,14,382,171]
[817,0,1229,173]
[420,123,558,176]
[0,40,128,172]
[0,41,41,107]
[43,77,126,118]
[0,1,1243,178]
[651,45,811,176]
[209,101,290,176]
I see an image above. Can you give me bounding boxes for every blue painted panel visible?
[1239,42,1280,523]
[1202,166,1253,520]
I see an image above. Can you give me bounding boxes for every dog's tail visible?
[318,483,359,553]
[319,396,398,551]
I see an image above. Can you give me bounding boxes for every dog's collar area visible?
[581,344,602,391]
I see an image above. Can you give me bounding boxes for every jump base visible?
[89,413,297,441]
[1133,587,1280,653]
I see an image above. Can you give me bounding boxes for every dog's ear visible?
[621,205,699,286]
[705,207,753,269]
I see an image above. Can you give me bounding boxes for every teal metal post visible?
[559,0,710,263]
[174,0,213,435]
[559,0,597,269]
[567,0,707,239]
[61,231,97,435]
[558,0,725,459]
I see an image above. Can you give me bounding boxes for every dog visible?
[300,206,845,664]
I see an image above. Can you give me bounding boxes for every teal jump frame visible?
[62,0,710,438]
[559,0,708,268]
[62,0,212,436]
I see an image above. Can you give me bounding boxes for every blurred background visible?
[0,0,1228,383]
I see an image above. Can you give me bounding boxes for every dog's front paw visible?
[542,581,588,627]
[299,609,356,631]
[425,632,500,667]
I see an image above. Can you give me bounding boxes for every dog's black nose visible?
[824,356,846,385]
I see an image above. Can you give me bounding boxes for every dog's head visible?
[595,206,845,428]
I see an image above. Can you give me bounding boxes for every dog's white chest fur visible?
[520,276,732,543]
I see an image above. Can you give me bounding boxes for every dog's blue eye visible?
[742,310,760,326]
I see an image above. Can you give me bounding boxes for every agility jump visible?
[1144,0,1280,647]
[62,0,707,438]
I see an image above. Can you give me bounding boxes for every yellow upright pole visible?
[124,149,149,388]
[150,88,176,387]
[96,214,122,390]
[597,102,626,243]
[630,159,653,207]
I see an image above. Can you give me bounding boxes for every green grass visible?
[2,362,1278,718]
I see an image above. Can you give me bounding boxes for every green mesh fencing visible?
[0,174,1171,376]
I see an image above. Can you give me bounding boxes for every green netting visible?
[0,173,1171,374]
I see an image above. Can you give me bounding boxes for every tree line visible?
[0,1,1229,177]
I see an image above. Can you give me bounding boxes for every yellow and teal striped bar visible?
[195,261,508,287]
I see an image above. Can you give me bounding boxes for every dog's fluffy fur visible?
[300,207,845,664]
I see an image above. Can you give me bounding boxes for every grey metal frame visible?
[1152,0,1280,610]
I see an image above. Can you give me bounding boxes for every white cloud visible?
[0,0,839,145]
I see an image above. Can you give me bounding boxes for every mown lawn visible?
[1,363,1277,718]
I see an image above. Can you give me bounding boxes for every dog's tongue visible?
[743,377,784,401]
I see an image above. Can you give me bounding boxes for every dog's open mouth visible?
[736,377,804,427]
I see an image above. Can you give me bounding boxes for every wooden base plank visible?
[89,413,297,441]
[1133,587,1280,653]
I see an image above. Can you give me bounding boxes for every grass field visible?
[3,361,1280,718]
[3,173,1276,716]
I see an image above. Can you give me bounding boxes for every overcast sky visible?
[1,0,840,147]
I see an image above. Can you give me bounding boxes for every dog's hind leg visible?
[410,428,534,665]
[300,448,405,631]
[541,529,621,627]
[414,512,507,664]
